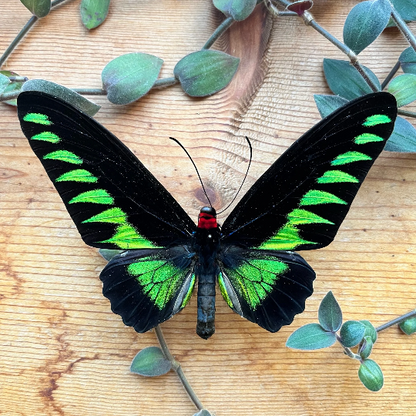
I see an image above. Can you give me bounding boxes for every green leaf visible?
[399,47,416,74]
[213,0,257,21]
[323,58,380,100]
[193,410,214,416]
[318,291,342,332]
[358,359,384,391]
[0,70,25,106]
[21,79,101,116]
[20,0,51,17]
[387,73,416,107]
[385,116,416,152]
[358,336,374,360]
[130,346,171,377]
[0,74,10,94]
[174,50,239,97]
[102,53,163,105]
[340,320,366,347]
[286,323,337,350]
[99,248,124,261]
[80,0,111,29]
[391,0,416,22]
[399,316,416,335]
[360,320,378,343]
[314,94,349,118]
[343,0,391,55]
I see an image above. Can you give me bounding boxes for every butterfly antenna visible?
[217,136,252,215]
[169,137,212,207]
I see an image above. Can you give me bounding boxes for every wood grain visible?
[1,1,416,415]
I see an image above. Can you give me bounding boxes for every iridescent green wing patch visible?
[219,247,316,332]
[100,247,195,333]
[18,91,197,250]
[222,92,397,251]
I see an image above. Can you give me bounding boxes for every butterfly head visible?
[198,206,217,229]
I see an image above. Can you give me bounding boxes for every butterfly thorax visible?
[194,206,220,339]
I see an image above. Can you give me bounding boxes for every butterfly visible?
[17,91,397,339]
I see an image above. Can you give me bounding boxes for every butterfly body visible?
[17,91,397,339]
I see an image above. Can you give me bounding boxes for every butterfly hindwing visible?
[221,92,397,251]
[218,246,315,332]
[100,246,196,332]
[17,91,196,250]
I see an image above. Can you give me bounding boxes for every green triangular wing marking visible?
[101,224,158,249]
[317,170,359,184]
[354,133,384,144]
[331,151,372,166]
[259,223,317,250]
[56,169,98,183]
[69,189,114,205]
[31,131,61,143]
[23,112,52,125]
[43,150,83,164]
[363,114,391,127]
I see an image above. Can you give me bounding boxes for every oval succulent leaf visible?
[384,116,416,152]
[130,346,172,377]
[340,320,366,348]
[399,316,416,335]
[174,50,239,97]
[22,79,101,116]
[399,46,416,74]
[387,73,416,107]
[390,0,416,22]
[102,53,163,105]
[193,410,214,416]
[20,0,51,18]
[323,58,380,100]
[358,336,374,360]
[360,320,378,343]
[314,94,349,118]
[213,0,257,21]
[343,0,391,55]
[80,0,111,30]
[358,359,384,391]
[0,73,10,94]
[286,323,337,350]
[0,70,25,106]
[318,291,342,332]
[99,248,124,261]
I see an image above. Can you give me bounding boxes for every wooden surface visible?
[1,1,416,415]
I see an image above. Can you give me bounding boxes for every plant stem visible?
[0,0,75,68]
[389,3,416,53]
[0,15,38,67]
[335,334,362,361]
[381,61,400,90]
[376,309,416,332]
[203,16,235,50]
[153,77,178,89]
[154,326,205,412]
[398,109,416,118]
[72,88,106,95]
[271,0,379,92]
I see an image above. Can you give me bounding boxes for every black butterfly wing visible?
[218,246,315,332]
[17,91,197,250]
[221,92,397,251]
[100,246,196,332]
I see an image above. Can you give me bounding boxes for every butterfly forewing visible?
[221,92,397,251]
[17,91,196,250]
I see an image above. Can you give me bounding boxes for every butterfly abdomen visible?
[194,206,220,339]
